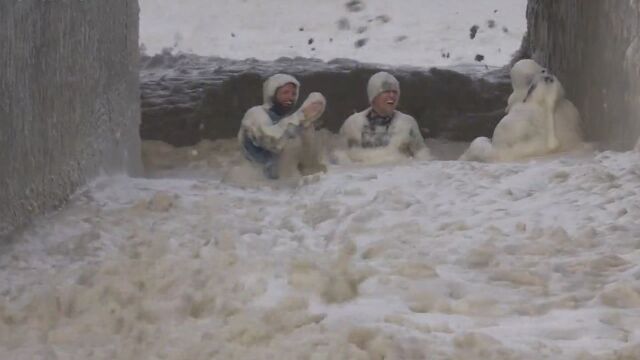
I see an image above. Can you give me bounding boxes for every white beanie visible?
[262,73,300,107]
[367,71,400,103]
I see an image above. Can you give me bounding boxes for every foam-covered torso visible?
[338,108,431,163]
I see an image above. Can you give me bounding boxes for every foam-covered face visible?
[523,74,565,108]
[511,59,546,90]
[372,90,399,116]
[274,83,298,112]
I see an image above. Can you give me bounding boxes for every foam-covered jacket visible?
[237,74,307,156]
[339,108,429,158]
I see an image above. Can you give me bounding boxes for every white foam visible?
[2,145,640,358]
[139,0,527,68]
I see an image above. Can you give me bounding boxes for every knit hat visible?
[367,71,400,103]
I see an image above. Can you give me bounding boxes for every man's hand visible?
[299,92,326,127]
[302,101,324,123]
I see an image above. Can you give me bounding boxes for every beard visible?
[271,101,294,116]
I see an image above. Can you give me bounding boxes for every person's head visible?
[510,59,546,90]
[367,72,400,117]
[263,73,300,113]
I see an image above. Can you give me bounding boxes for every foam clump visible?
[289,241,372,303]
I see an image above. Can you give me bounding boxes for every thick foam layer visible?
[142,131,442,182]
[2,145,639,359]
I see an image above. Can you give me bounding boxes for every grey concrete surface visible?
[523,0,640,150]
[0,0,141,238]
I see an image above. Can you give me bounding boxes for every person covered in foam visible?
[460,59,585,162]
[505,59,545,113]
[237,73,327,179]
[338,71,432,164]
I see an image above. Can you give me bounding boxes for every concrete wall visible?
[524,0,640,150]
[0,1,141,238]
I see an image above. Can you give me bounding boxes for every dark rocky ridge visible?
[141,51,512,147]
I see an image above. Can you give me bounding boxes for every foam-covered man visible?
[339,72,431,162]
[237,74,326,179]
